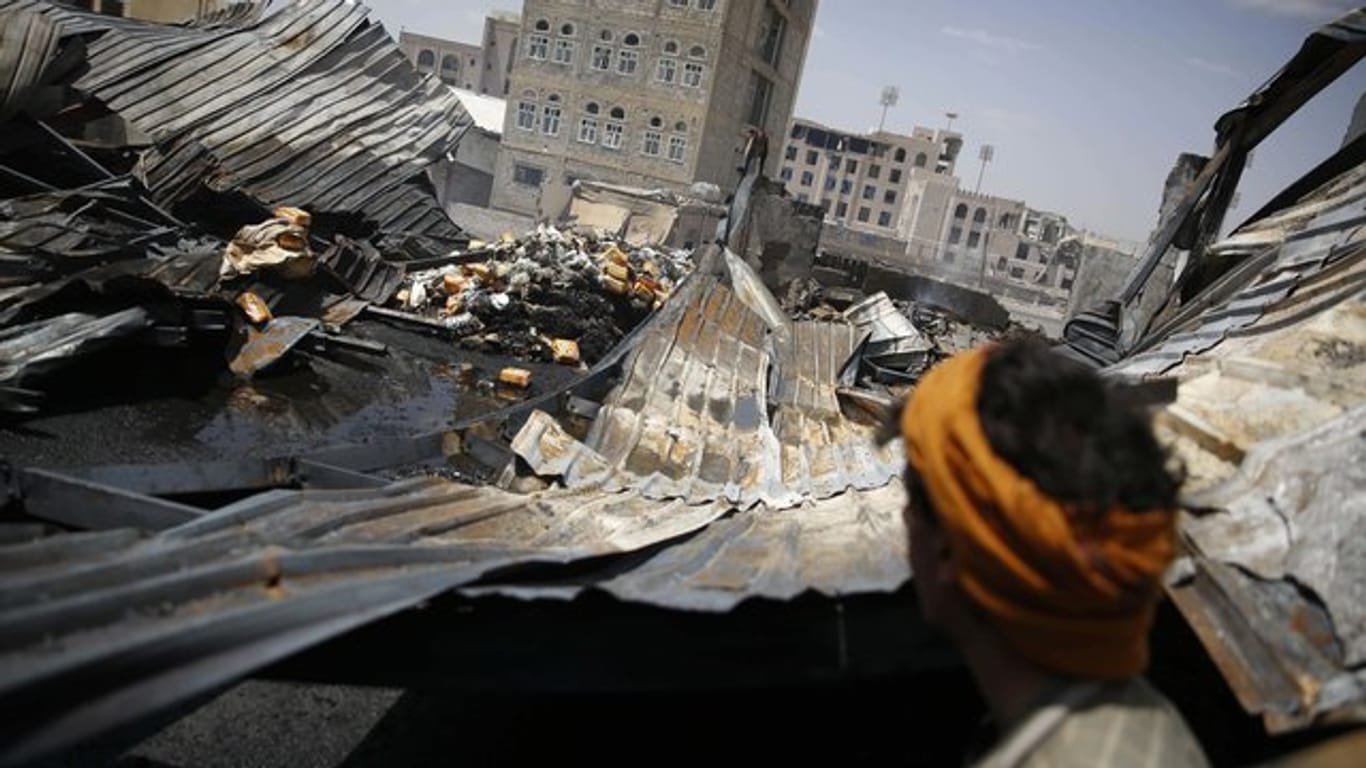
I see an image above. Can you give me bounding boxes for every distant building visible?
[480,11,522,98]
[397,10,521,97]
[490,0,818,219]
[780,118,963,237]
[788,116,1109,335]
[400,31,485,92]
[430,89,507,209]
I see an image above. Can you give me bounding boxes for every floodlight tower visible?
[878,86,899,132]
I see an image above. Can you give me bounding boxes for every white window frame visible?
[667,135,687,163]
[616,49,639,75]
[603,121,624,150]
[591,45,612,70]
[516,101,536,131]
[527,34,549,60]
[682,61,704,88]
[541,104,561,136]
[553,39,575,65]
[655,57,677,84]
[642,130,662,156]
[578,117,598,144]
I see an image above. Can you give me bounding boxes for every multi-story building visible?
[788,115,1096,333]
[399,11,522,97]
[779,119,963,237]
[490,0,817,219]
[400,31,485,92]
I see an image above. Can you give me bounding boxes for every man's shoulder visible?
[1024,678,1209,768]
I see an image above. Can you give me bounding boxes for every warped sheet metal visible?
[0,0,470,241]
[1107,160,1366,732]
[0,7,57,120]
[0,477,728,765]
[514,253,899,509]
[601,483,908,612]
[842,291,931,364]
[0,307,148,409]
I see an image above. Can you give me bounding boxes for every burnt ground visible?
[0,317,585,470]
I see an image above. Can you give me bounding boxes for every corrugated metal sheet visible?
[0,6,57,120]
[0,307,149,398]
[0,0,470,242]
[514,257,899,509]
[0,476,730,764]
[601,483,908,611]
[1110,161,1366,732]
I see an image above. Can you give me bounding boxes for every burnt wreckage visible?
[0,1,1365,764]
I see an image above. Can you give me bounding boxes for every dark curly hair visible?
[887,339,1181,521]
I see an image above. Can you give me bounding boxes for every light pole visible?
[975,144,994,194]
[944,111,958,133]
[878,86,899,132]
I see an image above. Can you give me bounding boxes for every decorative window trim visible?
[527,35,549,60]
[642,130,662,156]
[603,121,625,150]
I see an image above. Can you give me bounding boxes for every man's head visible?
[892,339,1181,680]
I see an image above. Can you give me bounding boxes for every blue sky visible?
[367,0,1366,242]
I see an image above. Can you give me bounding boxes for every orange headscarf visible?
[902,346,1177,679]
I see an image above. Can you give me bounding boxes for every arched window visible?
[894,147,906,162]
[914,152,927,168]
[674,121,687,132]
[534,19,550,31]
[664,40,679,54]
[610,107,625,119]
[953,203,968,219]
[623,33,640,47]
[688,45,705,59]
[585,102,600,114]
[649,116,662,128]
[973,208,987,224]
[560,22,575,36]
[441,54,459,71]
[547,93,561,102]
[599,29,613,41]
[416,50,435,68]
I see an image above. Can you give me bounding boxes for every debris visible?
[385,226,694,365]
[235,292,272,325]
[497,367,532,389]
[549,338,580,366]
[228,317,320,377]
[220,212,316,280]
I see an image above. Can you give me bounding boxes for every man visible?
[890,339,1208,767]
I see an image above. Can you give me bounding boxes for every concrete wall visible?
[481,14,521,97]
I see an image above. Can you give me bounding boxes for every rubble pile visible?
[779,279,1010,392]
[390,226,694,364]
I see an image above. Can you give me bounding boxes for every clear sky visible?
[366,0,1366,243]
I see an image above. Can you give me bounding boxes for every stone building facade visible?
[398,12,522,97]
[400,31,486,92]
[490,0,817,219]
[779,119,963,237]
